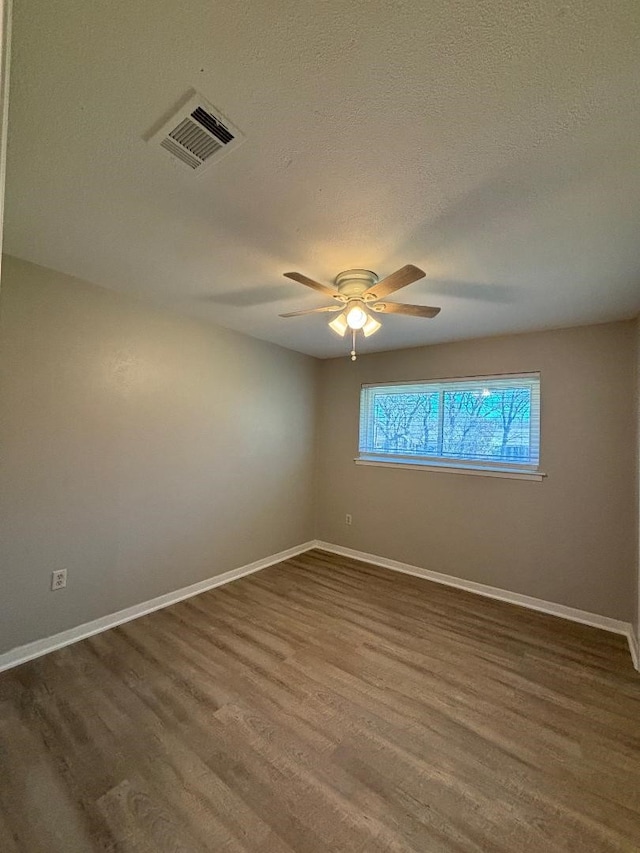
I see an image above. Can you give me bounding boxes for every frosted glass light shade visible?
[362,315,382,337]
[328,312,348,336]
[345,304,367,330]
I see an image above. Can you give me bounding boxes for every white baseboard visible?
[0,541,316,674]
[315,541,638,670]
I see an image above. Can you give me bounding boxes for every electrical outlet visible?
[51,569,67,591]
[345,513,352,526]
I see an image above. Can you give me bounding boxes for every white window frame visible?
[356,372,545,481]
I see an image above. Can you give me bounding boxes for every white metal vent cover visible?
[147,92,245,173]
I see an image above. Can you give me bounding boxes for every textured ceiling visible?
[4,0,640,358]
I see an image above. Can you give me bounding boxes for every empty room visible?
[1,1,639,851]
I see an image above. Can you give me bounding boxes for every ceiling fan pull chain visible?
[350,328,357,361]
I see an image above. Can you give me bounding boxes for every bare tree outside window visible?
[373,393,439,454]
[442,387,531,460]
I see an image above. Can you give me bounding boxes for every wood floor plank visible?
[0,548,639,851]
[0,701,109,851]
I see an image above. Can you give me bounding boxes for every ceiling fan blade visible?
[279,305,343,318]
[363,264,426,299]
[283,271,342,299]
[371,302,441,318]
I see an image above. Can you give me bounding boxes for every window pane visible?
[442,386,533,463]
[372,391,440,455]
[359,374,540,472]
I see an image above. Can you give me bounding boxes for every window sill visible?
[355,456,546,481]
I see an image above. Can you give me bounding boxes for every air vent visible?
[148,92,244,173]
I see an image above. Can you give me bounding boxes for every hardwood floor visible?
[0,549,639,852]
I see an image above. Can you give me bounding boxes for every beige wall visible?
[636,316,640,642]
[316,322,637,621]
[0,256,317,654]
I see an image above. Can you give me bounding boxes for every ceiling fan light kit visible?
[281,265,440,360]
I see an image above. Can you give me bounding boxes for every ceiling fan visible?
[280,265,441,359]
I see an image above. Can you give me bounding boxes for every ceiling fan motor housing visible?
[334,269,378,300]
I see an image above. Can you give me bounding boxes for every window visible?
[358,373,542,479]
